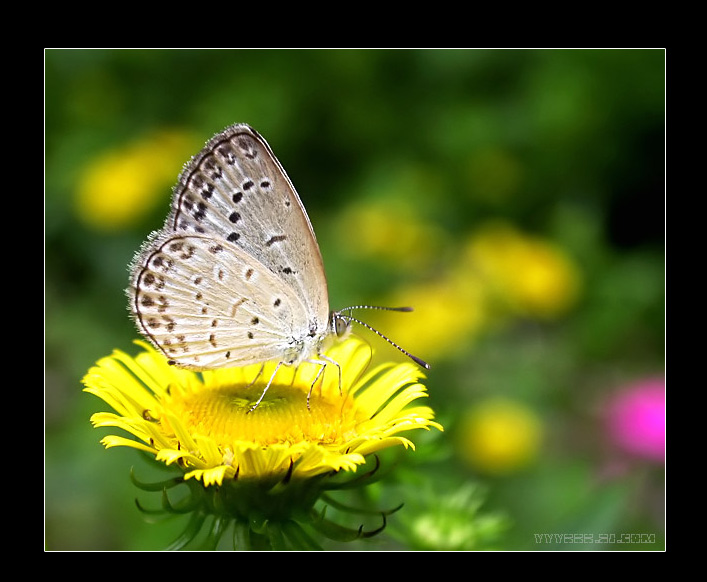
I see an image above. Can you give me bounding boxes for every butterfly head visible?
[330,306,430,370]
[330,311,353,339]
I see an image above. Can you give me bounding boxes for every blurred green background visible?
[45,49,665,551]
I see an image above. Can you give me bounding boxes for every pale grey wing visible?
[166,124,329,330]
[129,235,306,369]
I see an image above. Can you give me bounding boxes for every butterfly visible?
[127,124,428,409]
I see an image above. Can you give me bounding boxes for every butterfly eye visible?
[333,313,350,338]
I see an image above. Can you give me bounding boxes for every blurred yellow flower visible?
[457,397,543,475]
[463,222,581,319]
[367,271,488,362]
[75,129,197,231]
[359,221,581,365]
[334,201,447,270]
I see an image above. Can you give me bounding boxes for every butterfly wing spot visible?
[193,202,207,222]
[236,136,258,160]
[167,241,195,260]
[227,232,241,242]
[189,175,215,200]
[200,183,215,199]
[203,157,223,180]
[151,255,173,273]
[231,298,248,318]
[216,143,238,165]
[266,234,287,246]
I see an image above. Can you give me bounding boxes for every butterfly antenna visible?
[339,306,430,369]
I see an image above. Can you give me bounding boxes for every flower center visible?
[168,381,355,447]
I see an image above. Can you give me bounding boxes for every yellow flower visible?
[457,398,543,475]
[75,129,197,231]
[83,337,442,549]
[464,222,581,319]
[83,336,441,548]
[84,336,440,483]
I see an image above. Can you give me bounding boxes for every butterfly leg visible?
[245,363,265,388]
[307,363,327,410]
[247,361,285,413]
[304,354,342,410]
[319,353,342,395]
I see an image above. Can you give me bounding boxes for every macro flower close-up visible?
[82,336,441,549]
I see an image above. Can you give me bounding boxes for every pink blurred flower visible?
[606,378,665,462]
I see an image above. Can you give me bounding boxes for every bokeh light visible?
[457,397,544,475]
[605,377,665,463]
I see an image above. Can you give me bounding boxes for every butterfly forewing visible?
[169,124,328,323]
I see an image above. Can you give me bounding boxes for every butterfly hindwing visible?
[131,234,308,369]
